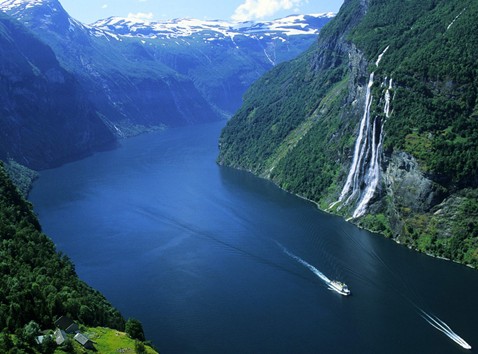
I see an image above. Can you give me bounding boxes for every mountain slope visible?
[93,14,334,115]
[0,161,124,335]
[0,11,115,169]
[218,0,478,267]
[0,0,221,134]
[1,0,333,139]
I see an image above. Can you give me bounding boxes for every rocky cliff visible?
[218,0,478,267]
[1,0,333,137]
[0,0,220,136]
[0,0,332,170]
[0,12,115,169]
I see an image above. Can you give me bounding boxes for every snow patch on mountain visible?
[93,13,335,40]
[0,0,65,24]
[0,0,334,44]
[0,0,45,10]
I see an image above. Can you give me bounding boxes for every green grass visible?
[404,132,432,170]
[5,327,158,353]
[82,327,157,354]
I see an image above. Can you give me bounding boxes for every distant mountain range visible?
[93,14,333,39]
[0,0,333,168]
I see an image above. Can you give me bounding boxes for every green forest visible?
[218,0,478,267]
[350,0,478,188]
[0,162,125,352]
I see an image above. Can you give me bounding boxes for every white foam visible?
[420,310,471,350]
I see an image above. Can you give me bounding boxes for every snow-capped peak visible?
[0,0,52,11]
[0,0,66,23]
[92,13,335,40]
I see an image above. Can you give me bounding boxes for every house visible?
[54,328,68,345]
[54,316,79,333]
[74,333,94,350]
[35,335,49,345]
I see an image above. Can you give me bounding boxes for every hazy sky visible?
[59,0,344,24]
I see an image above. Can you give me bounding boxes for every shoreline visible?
[218,161,476,270]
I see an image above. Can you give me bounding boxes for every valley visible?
[0,0,332,169]
[1,0,477,352]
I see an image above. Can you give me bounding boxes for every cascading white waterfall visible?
[383,78,392,118]
[333,72,374,207]
[352,77,392,218]
[446,8,466,31]
[375,46,389,66]
[332,46,392,218]
[352,117,382,218]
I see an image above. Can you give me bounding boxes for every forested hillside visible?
[218,0,478,267]
[350,0,478,187]
[0,12,115,170]
[0,0,332,170]
[0,162,125,348]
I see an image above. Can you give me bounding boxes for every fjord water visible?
[30,122,477,353]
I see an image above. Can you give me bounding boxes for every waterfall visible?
[446,8,466,31]
[352,77,392,218]
[375,46,389,66]
[384,79,392,118]
[332,47,392,218]
[352,117,383,218]
[335,72,375,205]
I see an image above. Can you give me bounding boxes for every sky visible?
[58,0,344,24]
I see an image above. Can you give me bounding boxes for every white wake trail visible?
[278,243,331,285]
[420,310,471,350]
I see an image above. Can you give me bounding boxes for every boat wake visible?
[318,229,471,348]
[278,243,350,295]
[419,310,471,350]
[280,245,330,283]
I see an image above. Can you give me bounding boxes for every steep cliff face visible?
[0,0,220,133]
[93,14,334,117]
[219,0,478,267]
[0,0,332,170]
[1,0,332,137]
[0,13,115,169]
[218,0,370,187]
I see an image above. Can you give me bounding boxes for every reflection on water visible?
[30,122,477,353]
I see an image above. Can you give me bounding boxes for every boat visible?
[328,280,351,296]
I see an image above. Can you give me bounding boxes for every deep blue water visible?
[30,121,478,353]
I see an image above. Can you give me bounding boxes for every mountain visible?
[0,0,220,136]
[0,161,124,343]
[1,0,333,141]
[91,13,333,116]
[218,0,478,267]
[93,14,333,39]
[0,11,115,169]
